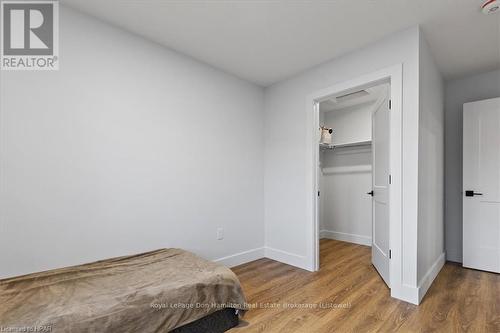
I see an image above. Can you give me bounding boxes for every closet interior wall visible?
[319,98,377,246]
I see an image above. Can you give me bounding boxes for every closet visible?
[318,84,388,248]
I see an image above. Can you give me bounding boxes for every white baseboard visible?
[264,247,310,271]
[391,283,419,305]
[214,247,265,268]
[417,252,445,304]
[320,230,372,246]
[214,246,310,271]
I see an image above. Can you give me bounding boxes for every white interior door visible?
[463,97,500,273]
[371,87,390,287]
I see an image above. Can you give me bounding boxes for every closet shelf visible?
[319,140,371,150]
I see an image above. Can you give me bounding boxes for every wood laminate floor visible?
[228,239,500,333]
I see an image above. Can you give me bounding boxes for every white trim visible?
[264,247,309,270]
[214,247,265,267]
[390,253,445,305]
[322,165,371,175]
[391,284,419,305]
[320,230,371,246]
[213,246,315,271]
[307,64,405,301]
[417,253,445,303]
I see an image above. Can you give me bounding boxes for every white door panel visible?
[463,97,500,273]
[372,85,390,286]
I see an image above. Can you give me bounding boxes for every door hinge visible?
[389,99,392,110]
[389,174,392,184]
[318,191,320,197]
[389,249,392,259]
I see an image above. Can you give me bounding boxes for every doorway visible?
[463,97,500,273]
[317,82,391,286]
[308,65,403,297]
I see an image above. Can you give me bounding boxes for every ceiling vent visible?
[482,0,500,14]
[336,90,369,103]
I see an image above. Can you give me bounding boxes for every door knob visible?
[465,190,483,197]
[367,190,374,196]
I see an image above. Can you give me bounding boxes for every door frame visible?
[307,64,403,296]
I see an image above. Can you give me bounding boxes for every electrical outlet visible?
[217,228,224,240]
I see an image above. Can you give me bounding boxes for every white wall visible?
[320,146,372,246]
[416,34,445,298]
[263,26,421,296]
[322,102,373,145]
[0,6,265,278]
[444,69,500,262]
[319,102,373,245]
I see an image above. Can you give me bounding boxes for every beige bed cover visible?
[0,249,247,332]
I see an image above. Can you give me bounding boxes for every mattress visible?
[0,249,247,332]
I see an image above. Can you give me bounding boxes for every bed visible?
[0,249,247,332]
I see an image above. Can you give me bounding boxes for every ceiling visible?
[62,0,500,86]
